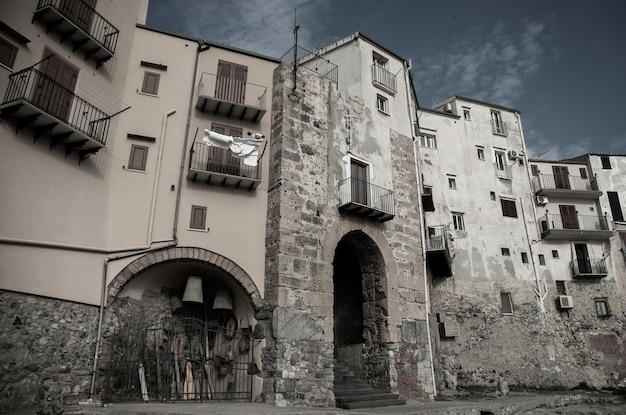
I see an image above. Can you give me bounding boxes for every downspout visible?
[147,109,177,244]
[516,112,546,316]
[403,60,437,399]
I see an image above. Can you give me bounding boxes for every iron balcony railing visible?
[338,178,394,216]
[491,119,507,135]
[37,0,119,54]
[197,72,267,110]
[570,257,608,277]
[189,142,260,180]
[425,226,449,252]
[371,64,397,94]
[532,174,599,192]
[2,67,110,144]
[495,162,513,180]
[539,213,609,232]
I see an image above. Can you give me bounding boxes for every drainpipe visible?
[147,109,177,244]
[516,112,546,316]
[403,60,437,399]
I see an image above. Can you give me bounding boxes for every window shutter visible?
[128,145,148,170]
[608,192,624,222]
[190,205,207,230]
[0,37,17,68]
[579,168,587,179]
[142,72,160,94]
[531,165,538,176]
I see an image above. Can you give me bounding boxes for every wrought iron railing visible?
[2,67,110,144]
[531,174,599,192]
[371,64,397,93]
[197,73,267,110]
[37,0,119,54]
[338,178,394,216]
[539,214,609,232]
[570,257,608,276]
[425,226,448,251]
[495,162,512,180]
[189,142,261,180]
[281,45,338,84]
[491,119,507,135]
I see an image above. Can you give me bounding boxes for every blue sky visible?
[146,0,626,160]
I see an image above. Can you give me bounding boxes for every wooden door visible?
[33,51,78,122]
[559,205,579,229]
[61,0,96,32]
[350,160,368,205]
[552,166,570,189]
[574,243,592,274]
[215,60,247,104]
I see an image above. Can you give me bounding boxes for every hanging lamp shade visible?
[182,276,203,304]
[212,287,233,310]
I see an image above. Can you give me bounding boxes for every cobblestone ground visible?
[528,402,626,414]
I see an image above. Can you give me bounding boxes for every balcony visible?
[187,142,261,190]
[491,119,507,135]
[196,73,267,122]
[33,0,119,68]
[539,214,612,240]
[570,257,608,278]
[532,174,601,199]
[338,178,394,222]
[0,67,110,161]
[425,226,452,277]
[371,64,397,95]
[495,163,513,180]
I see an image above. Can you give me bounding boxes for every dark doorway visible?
[574,243,592,274]
[333,240,364,345]
[33,50,78,122]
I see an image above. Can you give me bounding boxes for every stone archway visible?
[107,246,262,311]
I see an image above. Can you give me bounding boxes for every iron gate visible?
[102,315,256,402]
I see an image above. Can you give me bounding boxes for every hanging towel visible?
[202,129,263,166]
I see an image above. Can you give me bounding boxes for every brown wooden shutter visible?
[190,205,207,229]
[0,37,17,68]
[128,145,148,170]
[579,167,587,179]
[531,165,538,176]
[142,72,160,94]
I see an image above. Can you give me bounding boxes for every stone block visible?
[273,308,323,341]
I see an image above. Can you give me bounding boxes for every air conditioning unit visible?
[507,149,519,160]
[444,103,453,113]
[440,320,461,338]
[535,195,549,205]
[558,295,574,309]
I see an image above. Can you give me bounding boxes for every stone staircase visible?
[333,360,406,410]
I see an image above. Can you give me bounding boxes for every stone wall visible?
[431,276,626,393]
[0,290,99,411]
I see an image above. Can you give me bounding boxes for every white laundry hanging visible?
[202,129,263,166]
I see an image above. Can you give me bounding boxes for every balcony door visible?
[350,159,368,205]
[61,0,96,32]
[33,50,78,122]
[208,123,241,176]
[552,166,570,189]
[215,60,247,104]
[559,205,579,229]
[574,243,592,274]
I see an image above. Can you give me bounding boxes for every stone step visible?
[334,382,370,390]
[338,398,407,410]
[336,392,400,404]
[334,388,392,397]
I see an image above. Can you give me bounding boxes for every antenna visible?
[293,8,299,91]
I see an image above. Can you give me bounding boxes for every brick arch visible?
[107,246,262,311]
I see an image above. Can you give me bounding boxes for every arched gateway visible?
[99,247,263,403]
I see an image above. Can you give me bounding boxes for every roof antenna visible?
[293,8,299,92]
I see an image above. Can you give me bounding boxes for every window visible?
[500,292,513,315]
[556,281,567,295]
[0,36,18,69]
[448,177,457,189]
[521,252,529,263]
[351,158,368,205]
[35,50,78,122]
[579,167,587,179]
[607,191,624,222]
[419,133,437,149]
[141,71,160,95]
[376,94,389,113]
[494,150,506,171]
[491,110,506,135]
[422,186,435,212]
[477,147,485,160]
[209,123,242,175]
[127,145,148,171]
[452,212,465,231]
[490,191,496,201]
[189,205,207,230]
[501,248,510,256]
[552,166,570,189]
[538,254,546,265]
[595,298,609,317]
[216,60,248,103]
[501,198,518,218]
[601,156,611,169]
[463,108,471,120]
[552,250,559,258]
[373,52,388,69]
[531,165,539,176]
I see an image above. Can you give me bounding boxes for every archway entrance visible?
[332,230,388,387]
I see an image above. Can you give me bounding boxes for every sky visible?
[146,0,626,160]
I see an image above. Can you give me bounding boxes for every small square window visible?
[190,205,207,230]
[452,212,465,231]
[556,281,567,295]
[463,108,471,120]
[0,36,18,69]
[501,248,510,256]
[501,292,513,315]
[595,298,610,317]
[538,254,546,265]
[521,252,529,263]
[419,133,437,149]
[501,199,518,218]
[142,71,160,95]
[601,156,611,169]
[477,147,485,160]
[490,191,496,201]
[448,177,457,189]
[376,94,388,114]
[552,250,559,258]
[128,145,148,171]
